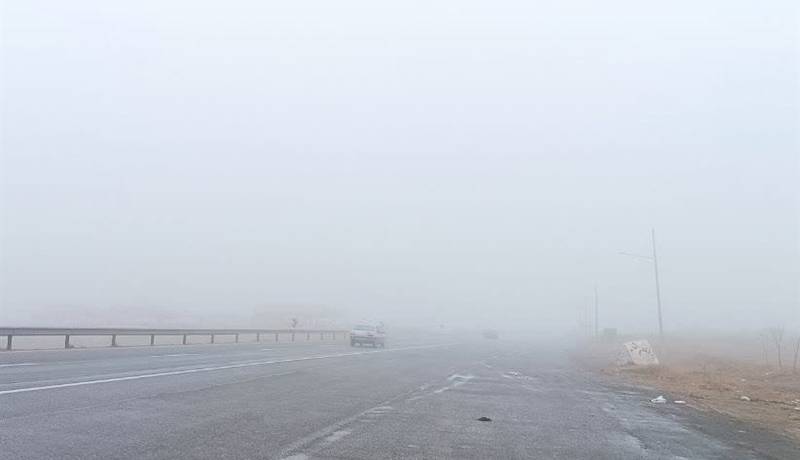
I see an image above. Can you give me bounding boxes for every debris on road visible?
[740,395,751,402]
[477,416,492,422]
[674,400,687,405]
[650,395,667,404]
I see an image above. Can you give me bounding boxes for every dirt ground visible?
[575,333,800,442]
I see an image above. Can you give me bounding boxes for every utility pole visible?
[619,228,665,338]
[594,284,599,338]
[651,228,664,338]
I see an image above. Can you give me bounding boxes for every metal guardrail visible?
[0,327,349,351]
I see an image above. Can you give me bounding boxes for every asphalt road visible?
[1,338,798,459]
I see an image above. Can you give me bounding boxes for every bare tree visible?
[793,335,800,374]
[768,327,785,370]
[760,331,771,367]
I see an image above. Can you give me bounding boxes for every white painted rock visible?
[617,340,660,366]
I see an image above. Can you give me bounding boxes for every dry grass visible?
[576,334,800,442]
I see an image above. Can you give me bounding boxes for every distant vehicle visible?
[350,324,386,347]
[482,329,499,340]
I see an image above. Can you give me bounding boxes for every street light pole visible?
[651,228,664,338]
[619,228,664,338]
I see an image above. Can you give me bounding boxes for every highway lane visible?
[1,340,798,459]
[0,341,370,391]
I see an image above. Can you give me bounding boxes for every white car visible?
[350,324,386,347]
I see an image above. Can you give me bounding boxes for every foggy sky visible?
[1,0,798,333]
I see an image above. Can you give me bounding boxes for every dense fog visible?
[1,0,797,335]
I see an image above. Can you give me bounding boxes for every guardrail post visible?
[320,332,324,340]
[211,334,215,344]
[182,334,187,345]
[64,335,70,349]
[111,334,118,347]
[306,332,310,341]
[274,333,279,342]
[235,333,239,343]
[150,334,155,346]
[5,335,12,351]
[291,332,295,342]
[256,333,260,342]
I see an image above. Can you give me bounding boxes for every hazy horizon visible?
[2,0,798,335]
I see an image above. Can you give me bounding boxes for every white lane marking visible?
[434,374,474,394]
[0,344,452,396]
[0,363,38,368]
[363,406,394,418]
[260,348,274,351]
[276,382,421,459]
[149,353,200,358]
[322,430,351,444]
[0,368,300,391]
[370,406,393,412]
